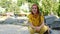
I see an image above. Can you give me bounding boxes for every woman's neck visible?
[34,13,39,15]
[33,13,39,18]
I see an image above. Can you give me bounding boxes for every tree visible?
[41,0,59,16]
[57,0,60,16]
[0,0,59,16]
[17,0,26,6]
[0,0,20,14]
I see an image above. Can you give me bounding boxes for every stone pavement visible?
[0,24,30,34]
[0,24,60,34]
[51,30,60,34]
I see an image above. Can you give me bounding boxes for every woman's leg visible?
[28,27,35,34]
[44,30,49,34]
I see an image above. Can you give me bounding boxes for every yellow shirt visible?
[28,13,48,34]
[28,14,44,26]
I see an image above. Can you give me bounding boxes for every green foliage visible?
[0,0,20,14]
[0,0,59,16]
[41,0,59,16]
[57,1,60,16]
[27,0,59,16]
[27,0,39,3]
[17,0,22,6]
[17,0,26,6]
[27,0,39,5]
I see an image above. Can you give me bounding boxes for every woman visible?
[28,4,49,34]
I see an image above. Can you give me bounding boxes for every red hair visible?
[31,4,41,24]
[31,4,40,14]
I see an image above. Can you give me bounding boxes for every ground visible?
[0,24,30,34]
[0,24,60,34]
[0,16,60,34]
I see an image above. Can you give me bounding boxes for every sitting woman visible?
[28,4,49,34]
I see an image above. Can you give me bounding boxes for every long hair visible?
[31,4,42,24]
[31,4,40,15]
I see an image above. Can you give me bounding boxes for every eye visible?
[32,8,36,9]
[35,8,37,9]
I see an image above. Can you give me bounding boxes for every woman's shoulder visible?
[28,13,33,18]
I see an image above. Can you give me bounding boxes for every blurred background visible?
[0,0,60,34]
[0,0,60,16]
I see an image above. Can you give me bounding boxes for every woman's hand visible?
[35,27,41,32]
[31,26,35,29]
[35,21,44,32]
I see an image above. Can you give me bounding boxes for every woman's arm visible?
[36,15,45,31]
[38,14,45,29]
[29,22,35,29]
[36,21,44,31]
[39,21,44,28]
[28,14,36,29]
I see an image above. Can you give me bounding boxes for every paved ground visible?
[0,24,60,34]
[0,16,60,34]
[51,30,60,34]
[0,24,30,34]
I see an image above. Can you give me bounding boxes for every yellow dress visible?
[28,14,48,34]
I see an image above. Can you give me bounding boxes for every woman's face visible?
[32,6,37,14]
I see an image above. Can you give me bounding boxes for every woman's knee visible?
[28,27,34,34]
